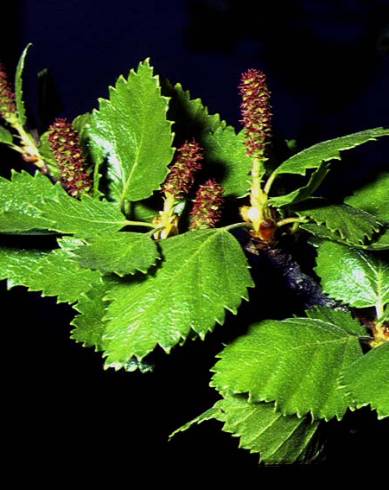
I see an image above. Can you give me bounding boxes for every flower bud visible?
[48,118,92,198]
[239,69,272,159]
[190,179,224,230]
[163,140,203,200]
[0,63,16,120]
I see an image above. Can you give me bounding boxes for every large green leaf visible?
[0,171,127,235]
[269,164,330,208]
[0,126,13,145]
[88,60,174,203]
[0,247,101,304]
[202,126,252,198]
[340,343,389,419]
[298,204,383,245]
[15,43,32,126]
[102,228,254,366]
[315,241,389,311]
[273,128,389,177]
[171,396,320,464]
[211,314,363,420]
[345,173,389,223]
[74,231,159,276]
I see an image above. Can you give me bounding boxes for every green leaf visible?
[0,126,13,145]
[273,128,389,177]
[305,306,366,336]
[71,279,112,350]
[345,173,389,223]
[202,127,252,198]
[217,396,320,464]
[74,231,159,276]
[102,228,253,365]
[165,81,225,138]
[211,316,363,420]
[315,241,389,310]
[298,204,383,245]
[88,59,174,203]
[0,171,127,235]
[172,397,320,464]
[15,43,32,126]
[340,343,389,419]
[269,164,330,208]
[301,223,389,251]
[0,246,101,304]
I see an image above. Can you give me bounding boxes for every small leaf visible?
[15,43,32,126]
[102,228,253,365]
[298,204,383,245]
[340,343,389,419]
[0,126,13,145]
[345,173,389,223]
[88,59,174,203]
[0,246,101,304]
[74,232,159,276]
[315,241,389,310]
[269,164,330,208]
[38,131,61,178]
[211,316,363,420]
[273,128,389,177]
[172,396,320,464]
[203,127,252,198]
[0,171,127,235]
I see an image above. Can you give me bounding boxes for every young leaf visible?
[102,228,254,366]
[269,164,330,208]
[345,173,389,223]
[74,232,159,276]
[272,128,389,177]
[38,131,61,178]
[15,43,32,126]
[202,126,252,198]
[171,396,320,464]
[315,241,389,311]
[340,343,389,419]
[211,315,363,420]
[0,247,101,303]
[0,126,13,145]
[88,59,174,204]
[298,204,383,245]
[0,171,127,235]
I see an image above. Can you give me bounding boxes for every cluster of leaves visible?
[0,46,388,465]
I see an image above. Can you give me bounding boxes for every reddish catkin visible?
[0,63,16,118]
[162,140,203,200]
[239,68,272,159]
[48,118,92,198]
[190,179,224,230]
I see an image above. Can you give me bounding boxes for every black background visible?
[1,0,389,478]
